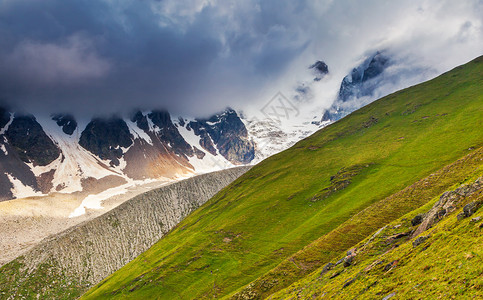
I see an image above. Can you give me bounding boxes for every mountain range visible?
[0,51,413,205]
[80,55,483,299]
[1,54,481,299]
[0,107,254,202]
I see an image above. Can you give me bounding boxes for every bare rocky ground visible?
[0,178,177,266]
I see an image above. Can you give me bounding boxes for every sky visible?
[0,0,482,118]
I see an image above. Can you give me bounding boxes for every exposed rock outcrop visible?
[457,201,482,220]
[5,114,61,166]
[52,114,77,135]
[148,110,194,158]
[0,112,61,200]
[188,109,255,164]
[411,177,482,238]
[310,61,329,81]
[338,52,390,102]
[0,145,39,201]
[310,164,372,202]
[322,51,390,122]
[79,117,133,167]
[130,110,149,132]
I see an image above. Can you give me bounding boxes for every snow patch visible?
[205,119,221,126]
[126,119,153,145]
[6,173,44,199]
[0,113,13,135]
[187,151,234,174]
[69,183,130,217]
[176,118,235,174]
[0,143,7,155]
[116,157,127,172]
[240,108,324,164]
[35,117,130,194]
[69,178,168,218]
[177,120,202,147]
[146,116,161,134]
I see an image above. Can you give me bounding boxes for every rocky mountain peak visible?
[362,51,389,81]
[321,51,391,122]
[130,110,149,132]
[188,108,255,164]
[148,110,194,157]
[310,60,329,81]
[5,113,61,166]
[79,117,133,167]
[338,51,390,102]
[52,114,77,135]
[147,110,172,128]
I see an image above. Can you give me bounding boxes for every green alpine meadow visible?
[82,56,483,299]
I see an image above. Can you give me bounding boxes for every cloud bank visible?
[0,0,481,117]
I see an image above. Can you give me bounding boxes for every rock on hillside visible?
[271,176,483,299]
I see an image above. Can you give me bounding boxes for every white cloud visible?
[257,0,483,113]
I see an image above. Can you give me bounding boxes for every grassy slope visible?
[230,145,483,299]
[272,172,483,299]
[83,56,483,299]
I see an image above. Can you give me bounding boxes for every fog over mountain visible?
[0,0,482,117]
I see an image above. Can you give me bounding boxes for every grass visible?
[0,257,90,299]
[230,146,483,299]
[80,55,483,299]
[272,172,483,299]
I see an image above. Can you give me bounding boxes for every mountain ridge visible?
[0,108,255,203]
[82,55,483,299]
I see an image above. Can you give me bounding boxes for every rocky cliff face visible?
[187,109,255,164]
[338,52,389,102]
[0,111,62,201]
[52,114,77,135]
[79,117,133,167]
[322,52,391,122]
[149,110,194,157]
[5,114,61,166]
[0,166,250,299]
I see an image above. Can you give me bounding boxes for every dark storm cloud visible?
[0,0,221,116]
[0,0,482,118]
[0,0,311,117]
